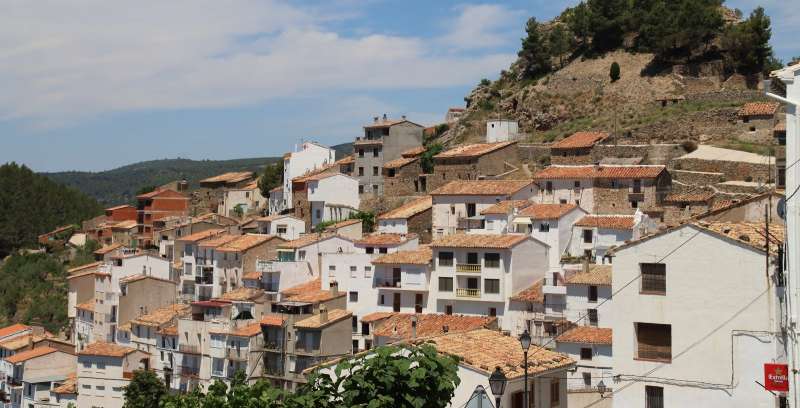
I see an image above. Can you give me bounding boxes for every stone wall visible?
[551,147,594,165]
[592,177,665,215]
[735,116,777,144]
[407,208,433,244]
[429,144,518,191]
[384,161,426,197]
[671,158,771,183]
[591,144,684,165]
[670,170,725,185]
[292,188,312,230]
[517,144,551,165]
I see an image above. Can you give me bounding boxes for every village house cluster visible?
[18,83,794,408]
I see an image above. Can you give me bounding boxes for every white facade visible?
[432,189,536,238]
[568,211,655,262]
[486,119,519,143]
[307,174,360,227]
[512,206,587,271]
[377,219,408,234]
[77,350,149,408]
[261,235,356,294]
[282,142,336,213]
[268,188,285,216]
[556,341,613,391]
[256,215,305,240]
[612,224,786,407]
[219,185,265,218]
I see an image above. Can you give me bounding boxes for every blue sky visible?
[1,0,797,172]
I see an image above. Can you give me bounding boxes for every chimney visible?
[411,315,418,339]
[330,281,339,297]
[383,113,387,121]
[319,305,328,323]
[374,116,379,123]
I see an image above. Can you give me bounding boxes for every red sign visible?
[765,363,790,392]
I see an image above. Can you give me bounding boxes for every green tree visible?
[69,239,101,268]
[548,24,573,68]
[0,253,68,332]
[723,7,775,74]
[564,2,593,48]
[258,161,284,199]
[135,185,158,196]
[122,370,167,408]
[349,211,376,233]
[609,61,621,82]
[586,0,631,53]
[518,17,551,79]
[419,143,443,174]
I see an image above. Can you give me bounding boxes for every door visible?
[467,252,479,265]
[415,294,423,313]
[392,268,401,286]
[466,203,476,217]
[467,277,479,290]
[393,293,401,312]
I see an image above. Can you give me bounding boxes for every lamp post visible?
[519,329,532,407]
[488,366,507,408]
[597,380,607,398]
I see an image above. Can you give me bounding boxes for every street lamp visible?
[597,380,607,398]
[488,366,507,407]
[519,329,532,408]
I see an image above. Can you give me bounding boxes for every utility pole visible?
[766,64,799,406]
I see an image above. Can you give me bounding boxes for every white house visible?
[510,203,587,271]
[218,180,265,218]
[377,196,433,235]
[610,221,786,407]
[486,119,520,142]
[555,326,613,405]
[279,142,336,214]
[77,342,149,408]
[431,234,550,334]
[431,180,537,238]
[254,214,306,240]
[304,173,360,228]
[474,200,532,235]
[1,347,75,408]
[568,211,655,263]
[259,234,356,294]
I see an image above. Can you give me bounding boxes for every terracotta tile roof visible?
[111,220,138,230]
[481,200,532,215]
[565,265,612,286]
[76,301,95,312]
[698,221,785,254]
[434,141,516,159]
[217,234,278,253]
[419,329,574,379]
[534,165,666,180]
[356,233,417,246]
[335,155,355,165]
[431,234,528,249]
[383,156,419,169]
[401,146,426,158]
[217,287,263,302]
[178,228,225,243]
[324,219,361,230]
[373,314,496,340]
[260,315,286,327]
[298,171,343,182]
[664,190,715,203]
[158,324,178,336]
[131,304,191,327]
[79,342,138,358]
[105,204,134,212]
[5,346,58,364]
[378,196,432,220]
[372,245,432,265]
[360,312,396,323]
[270,185,283,193]
[551,131,609,149]
[119,274,175,286]
[200,171,254,184]
[510,280,544,303]
[243,271,262,280]
[198,234,239,248]
[517,204,578,219]
[0,323,31,338]
[67,262,103,275]
[93,243,123,255]
[709,199,736,212]
[364,118,413,129]
[281,279,345,303]
[430,180,535,196]
[557,326,612,345]
[278,233,338,249]
[738,102,779,117]
[294,309,352,329]
[228,323,263,337]
[0,334,44,351]
[136,188,184,199]
[574,215,636,230]
[52,373,77,394]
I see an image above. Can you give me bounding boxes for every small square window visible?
[580,347,592,360]
[349,291,358,302]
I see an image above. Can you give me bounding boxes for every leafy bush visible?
[681,140,698,153]
[610,62,621,82]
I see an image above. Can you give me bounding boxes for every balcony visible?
[179,344,201,354]
[376,280,402,289]
[195,275,213,285]
[264,282,280,292]
[542,277,567,295]
[628,192,645,202]
[456,288,480,298]
[256,260,278,273]
[456,263,481,273]
[180,366,200,377]
[457,217,485,231]
[226,348,249,361]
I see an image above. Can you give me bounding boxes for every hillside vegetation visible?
[0,163,102,257]
[447,1,781,149]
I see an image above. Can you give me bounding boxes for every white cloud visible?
[439,4,523,51]
[0,1,516,126]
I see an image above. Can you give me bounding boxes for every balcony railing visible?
[256,260,277,273]
[376,281,402,288]
[195,275,213,285]
[180,366,200,377]
[179,345,201,354]
[226,348,249,361]
[456,263,481,273]
[456,288,480,298]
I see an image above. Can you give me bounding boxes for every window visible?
[631,200,638,209]
[439,277,453,292]
[373,147,380,157]
[588,309,598,326]
[373,184,379,193]
[96,385,105,391]
[328,265,336,276]
[388,169,396,177]
[277,225,287,235]
[550,379,560,406]
[484,279,500,294]
[583,229,593,243]
[588,285,598,302]
[349,291,358,302]
[466,203,476,217]
[364,266,372,278]
[539,222,550,232]
[640,263,666,295]
[559,199,567,204]
[484,253,500,268]
[359,185,364,194]
[445,305,453,315]
[574,180,580,188]
[352,340,359,352]
[210,334,225,348]
[467,252,479,264]
[488,307,497,317]
[373,167,379,176]
[315,209,321,219]
[358,149,365,158]
[636,323,671,362]
[645,386,664,408]
[580,347,593,360]
[366,247,374,254]
[352,316,358,333]
[358,167,364,176]
[546,181,553,193]
[298,250,306,260]
[379,247,388,254]
[350,266,357,277]
[439,252,454,266]
[583,372,592,387]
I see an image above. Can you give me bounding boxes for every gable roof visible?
[136,188,184,200]
[217,287,264,302]
[217,234,280,253]
[200,171,254,185]
[281,278,345,303]
[738,102,779,117]
[5,346,58,364]
[431,234,529,249]
[533,165,666,180]
[510,280,544,303]
[294,309,352,329]
[52,373,77,394]
[551,131,609,149]
[565,265,612,286]
[378,196,432,220]
[278,233,341,249]
[434,141,516,159]
[355,233,417,247]
[78,342,139,358]
[178,228,225,243]
[401,146,426,158]
[197,234,239,248]
[383,156,419,169]
[480,200,532,215]
[130,304,191,327]
[516,203,578,220]
[556,326,612,345]
[430,180,535,196]
[372,245,432,265]
[664,190,715,203]
[373,313,496,340]
[574,215,636,230]
[0,324,31,339]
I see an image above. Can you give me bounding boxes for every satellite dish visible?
[778,197,786,220]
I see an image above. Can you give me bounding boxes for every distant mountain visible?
[43,142,355,206]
